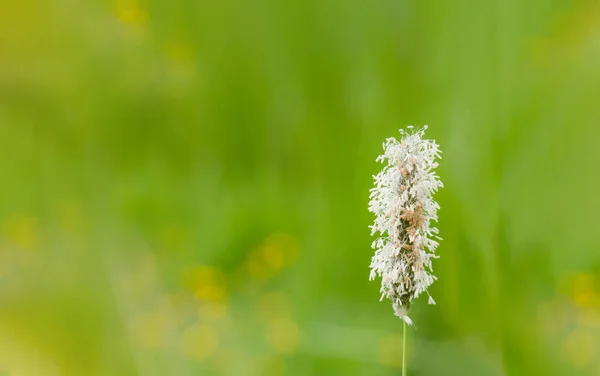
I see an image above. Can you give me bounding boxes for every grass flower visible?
[368,126,443,325]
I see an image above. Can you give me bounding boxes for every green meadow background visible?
[1,0,600,375]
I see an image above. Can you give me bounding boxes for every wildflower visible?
[368,126,443,325]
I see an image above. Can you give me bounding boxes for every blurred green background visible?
[1,0,600,375]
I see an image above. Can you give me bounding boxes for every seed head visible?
[368,126,443,325]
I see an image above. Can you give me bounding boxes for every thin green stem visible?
[402,321,407,376]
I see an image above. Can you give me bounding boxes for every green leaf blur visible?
[1,0,600,375]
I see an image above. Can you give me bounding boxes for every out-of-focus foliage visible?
[1,0,600,375]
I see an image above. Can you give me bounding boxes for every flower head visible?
[368,126,443,325]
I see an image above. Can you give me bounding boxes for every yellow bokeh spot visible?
[183,266,228,302]
[574,291,599,308]
[563,329,597,367]
[378,333,404,368]
[265,233,299,267]
[181,324,219,361]
[186,266,225,286]
[263,244,286,270]
[572,273,598,308]
[115,0,147,25]
[266,318,301,354]
[117,7,146,25]
[2,216,38,250]
[246,233,300,281]
[194,284,227,302]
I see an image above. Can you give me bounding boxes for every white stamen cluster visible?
[368,126,443,325]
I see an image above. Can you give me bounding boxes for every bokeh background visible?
[2,0,600,375]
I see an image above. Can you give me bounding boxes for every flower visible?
[368,126,443,325]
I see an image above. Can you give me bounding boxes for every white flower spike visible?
[368,126,443,325]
